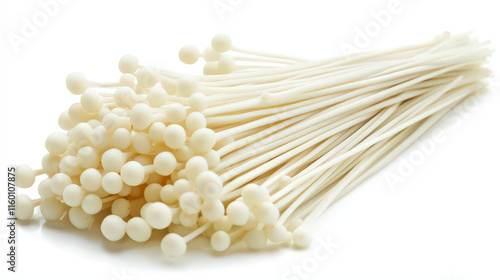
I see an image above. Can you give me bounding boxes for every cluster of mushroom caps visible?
[14,34,312,259]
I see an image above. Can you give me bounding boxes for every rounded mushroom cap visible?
[69,206,93,230]
[163,124,186,150]
[101,214,126,241]
[211,33,232,53]
[292,226,312,248]
[66,72,89,95]
[190,128,216,154]
[147,87,168,107]
[211,231,231,252]
[118,54,139,74]
[241,184,270,207]
[81,194,103,215]
[126,217,152,242]
[144,202,172,230]
[161,233,187,258]
[15,164,37,189]
[227,200,250,226]
[40,198,66,221]
[130,103,154,130]
[120,161,145,187]
[80,89,104,113]
[15,194,34,220]
[266,223,289,243]
[101,148,127,173]
[252,201,279,225]
[201,199,224,221]
[178,45,200,65]
[45,132,69,155]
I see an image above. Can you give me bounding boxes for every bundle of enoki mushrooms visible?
[14,32,492,258]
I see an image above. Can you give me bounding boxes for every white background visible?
[1,0,499,279]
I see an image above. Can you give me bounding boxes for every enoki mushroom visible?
[14,32,492,258]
